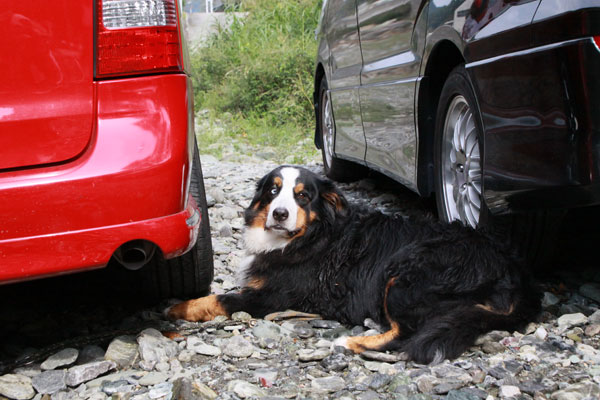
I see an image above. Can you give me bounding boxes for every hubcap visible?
[441,95,482,228]
[321,91,334,168]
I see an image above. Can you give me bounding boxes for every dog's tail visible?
[396,286,541,364]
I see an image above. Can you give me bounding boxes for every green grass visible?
[190,0,322,163]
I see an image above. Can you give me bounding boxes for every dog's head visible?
[243,166,348,253]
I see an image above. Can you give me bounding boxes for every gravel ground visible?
[1,157,600,400]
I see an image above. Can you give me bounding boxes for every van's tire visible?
[129,139,214,302]
[434,65,562,267]
[318,76,366,182]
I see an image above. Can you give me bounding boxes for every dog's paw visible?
[332,336,350,351]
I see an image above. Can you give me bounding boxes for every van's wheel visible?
[318,76,366,182]
[134,139,213,301]
[434,65,562,266]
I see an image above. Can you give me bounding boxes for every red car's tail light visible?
[96,0,183,78]
[594,36,600,51]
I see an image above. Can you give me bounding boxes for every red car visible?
[0,0,213,299]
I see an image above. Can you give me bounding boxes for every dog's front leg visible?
[166,289,286,322]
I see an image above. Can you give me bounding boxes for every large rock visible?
[31,370,66,394]
[104,335,139,368]
[222,335,254,358]
[557,313,588,328]
[311,376,346,393]
[40,348,79,370]
[0,374,35,400]
[226,380,265,398]
[65,360,116,387]
[137,328,179,363]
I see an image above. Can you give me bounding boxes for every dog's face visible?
[243,166,347,253]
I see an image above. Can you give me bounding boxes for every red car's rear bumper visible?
[0,74,199,283]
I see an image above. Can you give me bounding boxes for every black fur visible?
[217,166,541,364]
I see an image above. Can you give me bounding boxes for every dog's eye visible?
[296,192,309,201]
[270,186,279,195]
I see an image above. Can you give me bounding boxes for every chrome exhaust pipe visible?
[114,240,156,270]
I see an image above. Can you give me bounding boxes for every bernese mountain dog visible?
[167,166,541,364]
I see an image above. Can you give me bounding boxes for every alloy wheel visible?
[440,95,482,228]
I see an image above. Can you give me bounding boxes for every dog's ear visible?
[245,174,269,223]
[319,180,349,219]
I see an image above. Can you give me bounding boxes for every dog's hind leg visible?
[334,322,402,353]
[334,277,404,353]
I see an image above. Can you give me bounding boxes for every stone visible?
[226,380,266,398]
[281,320,314,338]
[77,345,105,365]
[557,313,588,328]
[231,311,252,322]
[534,326,548,340]
[579,283,600,303]
[218,223,233,237]
[433,381,465,395]
[40,348,79,370]
[31,370,66,394]
[148,382,173,399]
[321,353,349,371]
[585,323,600,336]
[311,376,346,393]
[367,373,392,390]
[187,337,221,356]
[252,320,284,341]
[446,389,484,400]
[0,374,35,400]
[589,309,600,324]
[222,335,254,358]
[542,292,561,308]
[361,350,407,363]
[499,385,521,398]
[101,379,134,395]
[192,381,218,399]
[482,341,506,354]
[137,328,179,363]
[309,320,342,329]
[297,348,330,361]
[252,369,278,388]
[139,372,168,386]
[104,335,139,368]
[65,360,116,387]
[550,382,600,400]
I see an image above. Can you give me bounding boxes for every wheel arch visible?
[313,63,327,150]
[416,40,465,196]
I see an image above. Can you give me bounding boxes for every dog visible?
[167,166,541,364]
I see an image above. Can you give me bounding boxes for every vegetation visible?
[190,0,322,163]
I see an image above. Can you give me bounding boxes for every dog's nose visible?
[272,207,289,222]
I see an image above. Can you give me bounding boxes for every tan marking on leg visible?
[167,295,228,322]
[294,183,305,194]
[475,302,515,315]
[345,322,401,353]
[383,277,397,324]
[245,277,265,290]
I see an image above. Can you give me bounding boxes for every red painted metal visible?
[96,0,184,78]
[0,74,196,283]
[0,0,94,170]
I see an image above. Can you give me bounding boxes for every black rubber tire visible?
[317,76,366,182]
[434,65,562,267]
[433,64,488,227]
[135,139,214,301]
